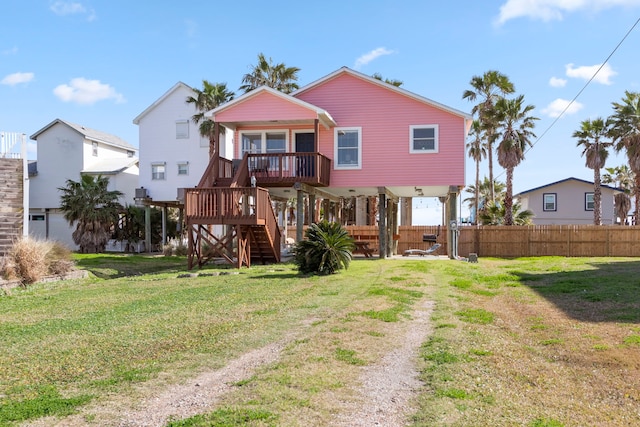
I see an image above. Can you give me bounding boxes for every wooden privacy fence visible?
[288,224,640,257]
[458,225,640,257]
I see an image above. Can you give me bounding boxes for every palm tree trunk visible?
[487,138,495,203]
[635,173,640,225]
[504,167,514,226]
[594,167,602,225]
[474,158,480,225]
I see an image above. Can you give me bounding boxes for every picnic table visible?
[353,241,375,258]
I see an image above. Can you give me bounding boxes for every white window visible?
[410,125,438,153]
[585,193,594,211]
[334,127,362,169]
[177,162,189,176]
[176,120,189,139]
[240,131,287,170]
[92,141,98,156]
[543,193,557,211]
[127,150,135,158]
[151,163,166,180]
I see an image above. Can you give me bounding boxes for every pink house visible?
[185,67,471,267]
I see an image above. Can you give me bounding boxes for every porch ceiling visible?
[267,185,453,201]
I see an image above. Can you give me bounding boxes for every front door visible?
[295,133,315,177]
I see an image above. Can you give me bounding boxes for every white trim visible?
[239,129,289,155]
[334,127,362,170]
[409,124,439,154]
[177,161,189,176]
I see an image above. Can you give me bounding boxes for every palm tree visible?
[462,70,515,203]
[573,118,612,225]
[608,91,640,224]
[58,175,123,253]
[479,200,534,225]
[239,53,300,94]
[466,120,487,223]
[186,80,235,158]
[603,165,634,224]
[372,73,403,87]
[464,177,506,223]
[494,95,538,226]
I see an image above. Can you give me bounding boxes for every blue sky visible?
[2,0,640,224]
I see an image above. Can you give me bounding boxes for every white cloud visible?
[1,72,35,86]
[50,1,96,21]
[53,78,125,105]
[353,47,395,70]
[2,46,18,55]
[549,76,567,87]
[565,62,616,85]
[542,98,584,118]
[495,0,640,25]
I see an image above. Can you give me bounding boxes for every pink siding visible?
[296,73,466,188]
[215,91,318,123]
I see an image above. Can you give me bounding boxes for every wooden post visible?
[378,192,386,259]
[309,193,316,224]
[296,189,304,242]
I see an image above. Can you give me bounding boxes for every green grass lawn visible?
[1,255,639,426]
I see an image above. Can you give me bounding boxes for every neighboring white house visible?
[516,177,622,225]
[132,82,233,205]
[28,119,139,249]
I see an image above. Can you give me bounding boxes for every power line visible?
[524,16,640,156]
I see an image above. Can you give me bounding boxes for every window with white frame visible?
[409,125,438,153]
[176,120,189,139]
[585,193,594,211]
[151,163,166,180]
[240,131,287,169]
[92,141,98,156]
[127,150,135,158]
[543,193,557,211]
[334,127,362,169]
[177,162,189,176]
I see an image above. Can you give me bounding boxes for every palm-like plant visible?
[573,118,612,225]
[372,73,403,87]
[186,80,235,158]
[239,53,300,94]
[293,220,355,275]
[463,70,515,203]
[466,120,487,223]
[608,91,640,225]
[494,95,538,226]
[464,178,506,224]
[479,200,534,225]
[58,175,123,253]
[603,165,634,224]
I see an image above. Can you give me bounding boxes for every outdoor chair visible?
[403,243,441,257]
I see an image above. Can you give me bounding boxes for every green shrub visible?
[174,244,188,256]
[293,221,354,275]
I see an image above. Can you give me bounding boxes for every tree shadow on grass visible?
[74,255,190,279]
[513,260,640,323]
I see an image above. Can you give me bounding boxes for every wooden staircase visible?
[185,154,281,268]
[0,158,24,256]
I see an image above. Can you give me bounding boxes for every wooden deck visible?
[244,153,331,187]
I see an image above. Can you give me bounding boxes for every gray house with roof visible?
[516,177,622,225]
[28,119,139,249]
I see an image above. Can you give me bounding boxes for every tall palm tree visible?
[186,80,235,158]
[494,95,538,226]
[466,120,487,224]
[239,53,300,94]
[573,118,612,225]
[608,90,640,225]
[58,175,123,253]
[462,70,515,203]
[479,200,534,225]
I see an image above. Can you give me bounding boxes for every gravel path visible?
[26,299,434,427]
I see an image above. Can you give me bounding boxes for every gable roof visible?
[82,158,139,175]
[205,86,336,129]
[516,177,622,196]
[30,119,136,151]
[132,81,193,124]
[293,67,472,122]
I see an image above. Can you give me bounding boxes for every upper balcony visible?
[242,152,331,188]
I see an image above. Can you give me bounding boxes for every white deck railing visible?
[1,131,26,159]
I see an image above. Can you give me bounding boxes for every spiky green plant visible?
[293,221,355,275]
